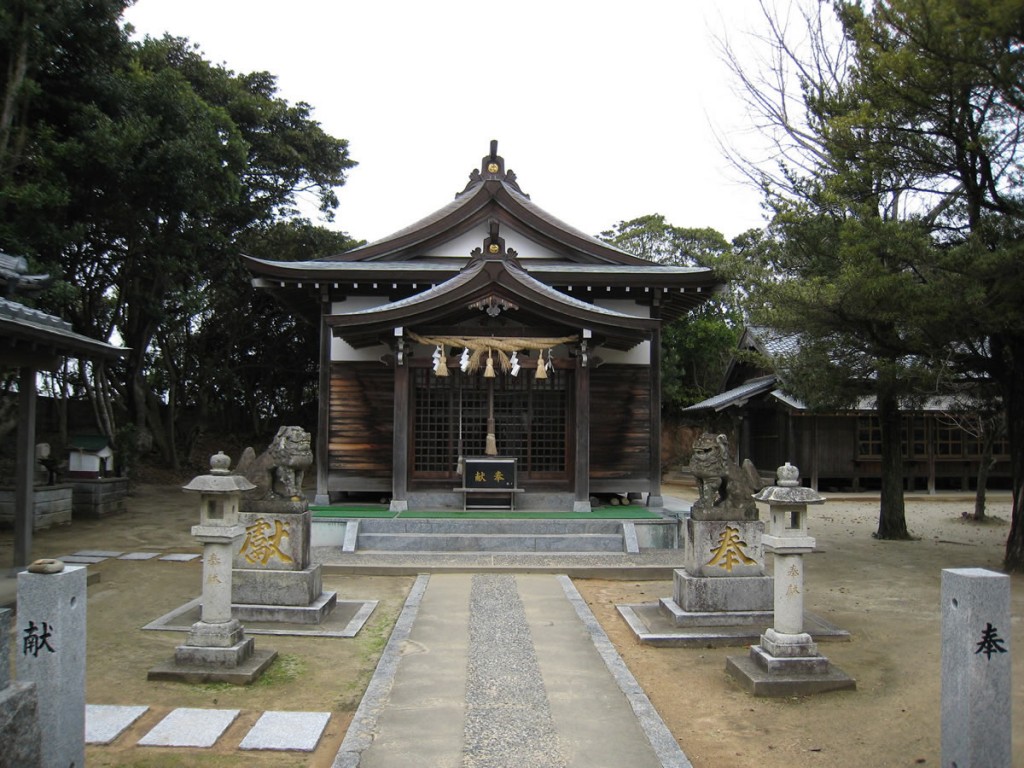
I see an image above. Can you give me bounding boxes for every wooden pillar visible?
[927,417,937,494]
[648,326,663,507]
[14,366,36,568]
[574,344,591,513]
[739,414,751,463]
[810,415,820,491]
[315,300,331,505]
[390,333,409,512]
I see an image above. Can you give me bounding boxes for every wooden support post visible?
[390,353,409,513]
[14,367,36,569]
[648,326,663,507]
[574,351,591,513]
[315,305,331,505]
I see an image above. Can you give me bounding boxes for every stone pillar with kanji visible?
[726,462,855,696]
[941,568,1011,767]
[15,562,82,767]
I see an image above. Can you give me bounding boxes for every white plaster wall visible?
[593,299,652,365]
[422,222,561,260]
[329,298,391,362]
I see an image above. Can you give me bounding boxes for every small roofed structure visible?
[0,251,125,566]
[246,142,722,511]
[67,435,115,479]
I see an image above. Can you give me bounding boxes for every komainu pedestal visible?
[233,501,337,624]
[662,518,773,628]
[231,428,337,624]
[660,434,773,630]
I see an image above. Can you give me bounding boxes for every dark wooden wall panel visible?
[589,365,651,480]
[328,363,393,478]
[814,416,857,476]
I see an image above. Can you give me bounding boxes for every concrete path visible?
[334,573,691,768]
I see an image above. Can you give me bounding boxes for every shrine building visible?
[245,142,720,512]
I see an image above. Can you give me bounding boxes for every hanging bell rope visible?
[408,332,578,374]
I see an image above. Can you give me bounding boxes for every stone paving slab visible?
[138,707,240,747]
[118,552,161,560]
[74,550,123,558]
[158,553,200,562]
[239,710,332,751]
[85,704,149,744]
[58,555,106,564]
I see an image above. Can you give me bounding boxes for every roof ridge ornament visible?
[469,220,520,264]
[0,250,52,298]
[457,140,528,197]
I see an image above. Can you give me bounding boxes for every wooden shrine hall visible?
[246,142,720,512]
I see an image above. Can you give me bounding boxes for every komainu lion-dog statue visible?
[688,433,762,521]
[236,426,314,501]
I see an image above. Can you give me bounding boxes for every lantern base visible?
[725,644,855,697]
[148,646,277,686]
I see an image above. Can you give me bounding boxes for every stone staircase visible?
[351,518,633,554]
[311,513,686,578]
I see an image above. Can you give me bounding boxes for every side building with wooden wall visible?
[683,327,1010,493]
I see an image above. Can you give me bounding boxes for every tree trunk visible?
[1003,339,1024,571]
[973,434,994,521]
[0,21,30,175]
[876,388,910,539]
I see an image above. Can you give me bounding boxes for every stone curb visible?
[556,575,694,768]
[331,573,430,768]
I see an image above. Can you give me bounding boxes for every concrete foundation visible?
[0,484,73,530]
[70,477,128,519]
[233,564,323,606]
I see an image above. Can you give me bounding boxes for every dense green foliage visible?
[600,215,743,411]
[0,1,359,467]
[723,0,1024,560]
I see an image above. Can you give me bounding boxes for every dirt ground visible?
[2,482,1023,767]
[578,488,1024,768]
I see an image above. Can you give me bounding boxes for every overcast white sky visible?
[123,0,771,245]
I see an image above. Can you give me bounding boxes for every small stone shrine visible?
[660,434,774,630]
[148,452,276,684]
[726,463,855,696]
[232,427,338,623]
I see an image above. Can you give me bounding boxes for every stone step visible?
[355,531,625,553]
[354,518,626,535]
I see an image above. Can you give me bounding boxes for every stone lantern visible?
[148,452,277,684]
[726,462,855,696]
[760,462,819,640]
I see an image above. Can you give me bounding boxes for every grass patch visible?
[310,506,394,518]
[252,653,306,688]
